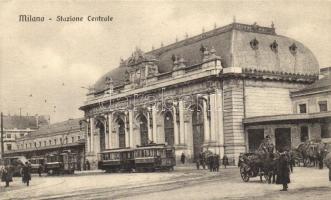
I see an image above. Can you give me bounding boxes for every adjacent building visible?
[80,22,321,169]
[5,118,86,170]
[0,115,49,157]
[244,74,330,152]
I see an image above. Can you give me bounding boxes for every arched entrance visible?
[139,115,149,146]
[164,112,174,146]
[192,106,204,160]
[96,120,106,151]
[117,119,126,148]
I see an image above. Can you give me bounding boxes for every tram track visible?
[37,170,238,200]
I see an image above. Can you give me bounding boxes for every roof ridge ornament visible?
[289,43,298,55]
[270,40,278,53]
[250,38,259,50]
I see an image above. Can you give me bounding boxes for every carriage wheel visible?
[240,166,250,182]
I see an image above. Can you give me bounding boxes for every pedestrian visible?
[325,152,331,181]
[22,162,31,186]
[86,160,90,170]
[196,158,200,170]
[38,164,43,177]
[1,165,13,187]
[223,154,229,169]
[215,154,220,172]
[276,150,290,191]
[181,152,186,164]
[199,151,205,169]
[208,155,214,172]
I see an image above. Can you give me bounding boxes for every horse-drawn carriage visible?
[238,152,275,183]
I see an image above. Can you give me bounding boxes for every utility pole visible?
[1,112,4,159]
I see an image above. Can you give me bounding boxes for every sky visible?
[0,0,330,123]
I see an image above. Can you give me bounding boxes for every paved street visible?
[1,166,330,200]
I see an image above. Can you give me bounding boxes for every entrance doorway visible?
[139,115,149,146]
[164,112,174,146]
[192,107,204,160]
[248,129,264,152]
[117,119,126,148]
[96,120,106,151]
[275,128,291,151]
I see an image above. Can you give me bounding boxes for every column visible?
[173,104,179,145]
[86,120,90,152]
[124,114,130,148]
[203,97,210,142]
[147,110,152,141]
[152,106,157,143]
[108,113,112,149]
[179,101,185,144]
[90,118,94,152]
[129,110,134,147]
[216,89,224,156]
[105,118,109,149]
[210,93,216,141]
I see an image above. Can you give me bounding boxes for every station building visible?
[80,22,322,169]
[5,118,86,170]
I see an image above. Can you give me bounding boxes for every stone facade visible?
[80,22,320,168]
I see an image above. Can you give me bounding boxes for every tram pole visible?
[1,112,4,159]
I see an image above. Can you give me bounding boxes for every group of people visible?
[1,162,32,187]
[180,151,230,172]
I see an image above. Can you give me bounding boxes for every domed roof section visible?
[232,29,319,74]
[93,66,130,93]
[93,23,320,93]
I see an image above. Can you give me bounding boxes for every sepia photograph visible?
[0,0,331,199]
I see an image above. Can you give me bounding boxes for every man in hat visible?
[276,149,291,191]
[259,135,274,153]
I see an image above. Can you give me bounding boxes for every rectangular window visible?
[20,133,25,137]
[299,104,307,113]
[49,140,52,145]
[60,138,63,144]
[318,101,328,112]
[7,133,11,138]
[78,136,80,140]
[321,123,331,138]
[39,141,42,147]
[44,141,47,146]
[72,137,74,143]
[7,144,12,151]
[300,126,309,142]
[54,139,57,145]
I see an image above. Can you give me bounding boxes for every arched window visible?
[164,112,174,146]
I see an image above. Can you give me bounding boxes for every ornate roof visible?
[93,22,319,93]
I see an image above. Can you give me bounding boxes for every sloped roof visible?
[31,118,83,137]
[292,75,331,94]
[1,115,49,129]
[94,22,319,93]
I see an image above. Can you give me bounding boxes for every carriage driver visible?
[258,135,274,153]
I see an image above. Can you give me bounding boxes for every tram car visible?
[98,148,135,172]
[0,156,29,176]
[28,156,45,174]
[44,151,77,175]
[134,144,176,172]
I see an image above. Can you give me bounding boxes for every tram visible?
[97,148,135,172]
[28,156,45,174]
[44,151,77,175]
[134,144,175,172]
[97,144,176,173]
[0,156,29,176]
